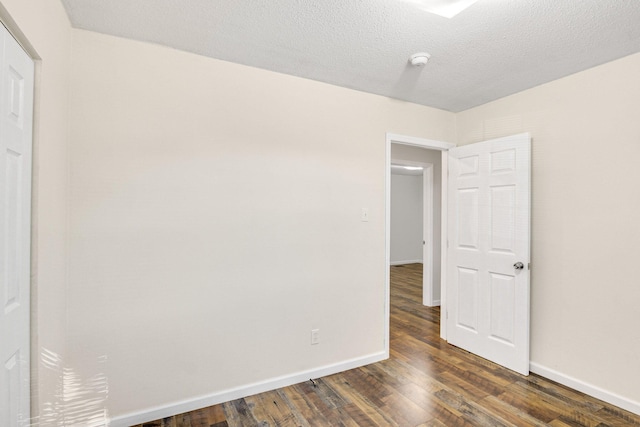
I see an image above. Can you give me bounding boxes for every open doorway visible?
[390,145,442,306]
[389,159,437,305]
[385,133,454,345]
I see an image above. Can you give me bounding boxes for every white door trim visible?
[439,151,449,339]
[422,163,435,306]
[387,133,454,151]
[0,7,39,60]
[385,133,455,352]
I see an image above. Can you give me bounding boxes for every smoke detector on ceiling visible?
[409,52,431,67]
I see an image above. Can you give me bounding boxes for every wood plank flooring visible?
[133,263,640,426]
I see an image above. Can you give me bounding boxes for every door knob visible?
[513,262,524,270]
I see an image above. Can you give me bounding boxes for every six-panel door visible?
[447,133,531,375]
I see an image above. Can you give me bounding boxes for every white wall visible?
[0,1,72,425]
[457,52,640,410]
[390,173,423,264]
[66,30,456,421]
[391,145,443,302]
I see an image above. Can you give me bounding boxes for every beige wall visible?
[457,52,640,405]
[0,0,72,424]
[67,30,456,419]
[3,1,640,420]
[390,173,423,264]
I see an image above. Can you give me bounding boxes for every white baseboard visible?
[530,362,640,415]
[423,299,440,307]
[390,259,422,266]
[109,351,388,427]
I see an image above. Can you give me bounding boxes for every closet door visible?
[0,23,35,427]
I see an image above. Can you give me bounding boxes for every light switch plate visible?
[361,208,369,222]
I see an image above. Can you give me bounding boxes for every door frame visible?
[385,133,455,351]
[420,162,435,306]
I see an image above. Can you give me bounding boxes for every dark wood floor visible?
[133,264,640,426]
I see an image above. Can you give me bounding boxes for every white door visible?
[0,23,35,427]
[447,133,530,375]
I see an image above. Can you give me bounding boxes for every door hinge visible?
[528,262,531,270]
[446,310,449,320]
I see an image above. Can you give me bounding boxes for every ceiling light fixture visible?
[402,0,479,18]
[410,52,431,67]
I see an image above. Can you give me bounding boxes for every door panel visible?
[489,272,515,344]
[447,133,530,375]
[0,24,34,427]
[456,267,478,331]
[457,188,479,249]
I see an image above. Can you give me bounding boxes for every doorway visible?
[384,133,454,346]
[385,132,531,373]
[389,159,435,304]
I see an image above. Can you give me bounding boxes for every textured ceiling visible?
[60,0,640,112]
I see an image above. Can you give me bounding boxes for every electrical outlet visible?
[311,329,320,345]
